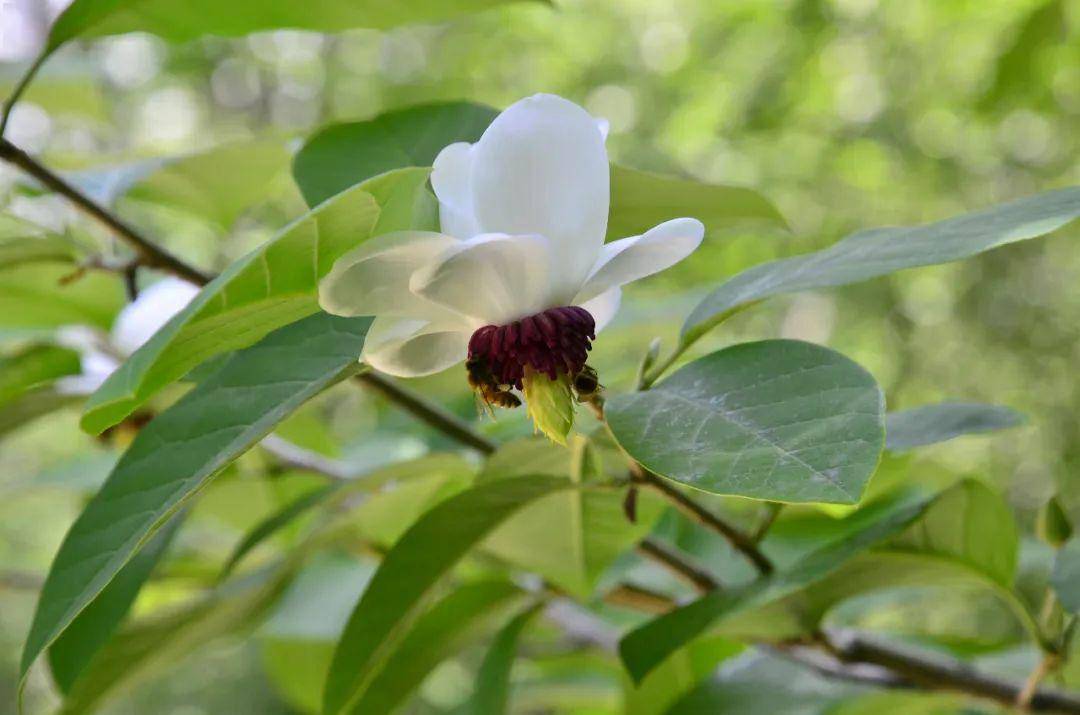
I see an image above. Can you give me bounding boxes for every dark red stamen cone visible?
[467,306,596,389]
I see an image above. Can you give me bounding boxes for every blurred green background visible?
[0,0,1078,712]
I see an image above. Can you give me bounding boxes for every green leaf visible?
[1038,496,1073,548]
[0,385,81,439]
[683,186,1080,345]
[0,344,81,404]
[56,565,294,715]
[19,312,371,694]
[322,475,573,715]
[464,601,546,715]
[885,402,1025,452]
[81,168,431,434]
[607,165,787,240]
[48,517,182,693]
[623,636,743,715]
[606,340,884,503]
[39,0,540,53]
[219,485,339,580]
[0,264,124,330]
[729,481,1030,644]
[523,369,574,445]
[351,464,475,547]
[0,213,81,268]
[483,438,663,598]
[619,490,936,683]
[349,581,527,714]
[294,102,499,206]
[1052,539,1080,613]
[293,103,783,238]
[123,137,293,229]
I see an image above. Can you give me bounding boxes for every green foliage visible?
[522,369,574,445]
[1053,539,1080,614]
[322,475,571,715]
[20,313,371,689]
[885,402,1026,452]
[607,340,884,503]
[0,344,81,404]
[80,169,430,434]
[682,187,1080,345]
[464,601,546,715]
[0,264,124,330]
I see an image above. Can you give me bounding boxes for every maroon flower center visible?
[467,306,596,389]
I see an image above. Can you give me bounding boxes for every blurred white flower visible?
[57,278,199,395]
[319,94,703,421]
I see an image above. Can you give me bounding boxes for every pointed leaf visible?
[885,402,1025,452]
[322,475,573,715]
[607,340,884,503]
[0,264,124,330]
[81,168,431,434]
[464,601,546,715]
[684,186,1080,344]
[20,312,371,695]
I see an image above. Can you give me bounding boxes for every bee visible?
[466,356,521,414]
[572,364,602,399]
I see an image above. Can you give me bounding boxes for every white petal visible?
[431,142,481,240]
[111,278,200,355]
[579,287,621,332]
[469,94,609,299]
[575,218,704,305]
[410,233,556,326]
[319,230,460,319]
[362,316,471,378]
[596,117,611,141]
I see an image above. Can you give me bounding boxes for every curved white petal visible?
[111,277,200,356]
[430,142,480,240]
[410,233,556,326]
[469,94,610,299]
[319,231,460,320]
[575,218,704,305]
[579,287,621,332]
[362,316,471,378]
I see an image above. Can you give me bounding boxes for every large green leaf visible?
[294,102,499,206]
[40,0,540,52]
[483,438,663,598]
[885,402,1026,452]
[736,480,1029,643]
[0,264,124,330]
[48,518,182,693]
[57,564,294,715]
[619,490,936,683]
[683,186,1080,344]
[607,165,786,240]
[349,581,527,714]
[623,636,743,715]
[322,475,573,715]
[20,312,372,694]
[122,137,292,229]
[606,340,884,503]
[81,168,432,434]
[464,601,546,715]
[0,385,81,438]
[0,344,81,405]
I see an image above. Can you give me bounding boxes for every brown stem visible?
[633,466,774,574]
[603,582,677,614]
[637,537,720,592]
[354,372,496,455]
[0,138,212,286]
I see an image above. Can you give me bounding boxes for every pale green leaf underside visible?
[684,186,1080,343]
[885,402,1025,452]
[20,313,372,693]
[1052,539,1080,613]
[81,167,431,434]
[606,340,884,504]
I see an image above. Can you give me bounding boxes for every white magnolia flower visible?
[319,94,703,431]
[57,277,199,395]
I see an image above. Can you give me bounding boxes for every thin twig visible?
[354,373,496,455]
[637,537,720,592]
[259,435,356,481]
[0,138,211,285]
[633,465,774,574]
[751,501,784,543]
[603,582,677,614]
